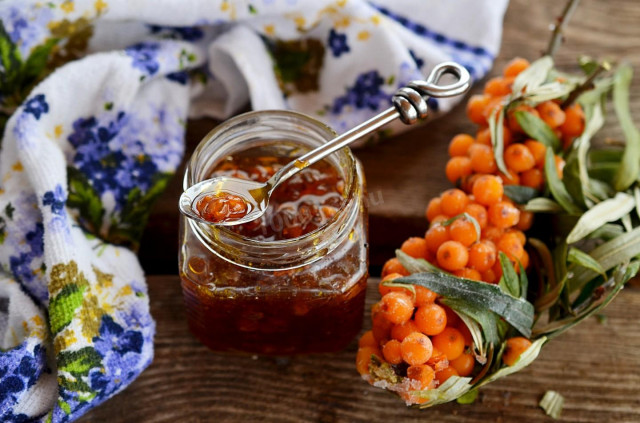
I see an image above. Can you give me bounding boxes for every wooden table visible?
[82,0,640,421]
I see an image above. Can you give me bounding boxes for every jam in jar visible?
[179,111,368,355]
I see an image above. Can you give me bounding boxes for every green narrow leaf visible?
[515,110,561,151]
[512,55,553,95]
[498,252,520,298]
[518,261,528,300]
[612,64,640,191]
[413,376,473,408]
[524,197,563,213]
[396,250,445,275]
[395,272,534,337]
[441,297,499,346]
[489,109,509,175]
[522,82,574,104]
[635,187,640,220]
[503,185,539,204]
[441,213,481,244]
[456,389,479,405]
[450,309,487,359]
[568,247,606,279]
[544,148,581,214]
[569,226,640,292]
[539,390,564,419]
[566,192,635,243]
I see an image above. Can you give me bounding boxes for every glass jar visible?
[179,110,368,355]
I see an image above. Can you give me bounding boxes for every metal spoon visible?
[179,61,471,226]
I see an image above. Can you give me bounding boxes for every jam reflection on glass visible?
[181,146,367,355]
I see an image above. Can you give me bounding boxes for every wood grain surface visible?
[79,277,640,423]
[137,0,640,275]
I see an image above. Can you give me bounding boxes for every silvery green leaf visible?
[451,309,487,360]
[635,187,640,220]
[540,390,564,419]
[622,214,632,232]
[498,252,520,298]
[544,148,582,215]
[515,110,561,151]
[442,297,499,347]
[489,109,509,175]
[578,77,614,106]
[588,178,614,200]
[523,81,574,103]
[413,376,473,408]
[456,389,479,405]
[475,337,546,388]
[503,185,539,204]
[396,249,444,275]
[574,103,605,203]
[566,192,635,243]
[569,226,640,292]
[568,247,606,278]
[524,197,563,213]
[586,223,624,241]
[512,56,553,95]
[612,64,640,191]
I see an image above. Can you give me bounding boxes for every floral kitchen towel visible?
[0,0,508,421]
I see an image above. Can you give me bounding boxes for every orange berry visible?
[502,125,513,147]
[379,273,411,297]
[407,364,436,390]
[415,303,447,336]
[467,94,491,125]
[449,134,475,157]
[498,170,520,186]
[425,224,450,254]
[359,330,377,348]
[506,229,526,245]
[440,189,469,217]
[560,103,585,137]
[446,156,473,184]
[451,352,475,376]
[555,155,565,179]
[427,347,450,372]
[415,285,438,307]
[401,332,433,366]
[536,101,566,129]
[382,258,409,277]
[483,97,504,121]
[516,210,534,231]
[520,168,544,190]
[430,214,449,227]
[461,173,482,193]
[488,201,520,229]
[481,268,498,284]
[441,305,460,327]
[356,346,380,375]
[380,292,414,325]
[484,76,514,97]
[519,249,530,269]
[372,303,393,343]
[436,240,469,271]
[401,237,430,260]
[449,217,478,247]
[492,259,504,280]
[504,144,536,172]
[524,140,547,167]
[464,203,488,229]
[482,226,503,243]
[457,322,474,346]
[472,175,504,206]
[468,241,497,272]
[391,320,420,342]
[476,126,492,146]
[382,339,404,365]
[435,366,459,384]
[426,197,442,222]
[454,267,482,281]
[432,327,465,361]
[507,104,539,133]
[497,233,524,263]
[503,57,530,78]
[469,144,498,174]
[502,337,533,366]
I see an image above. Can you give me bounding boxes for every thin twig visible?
[561,62,610,108]
[545,0,581,57]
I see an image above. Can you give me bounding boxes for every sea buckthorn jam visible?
[179,111,368,355]
[195,192,250,223]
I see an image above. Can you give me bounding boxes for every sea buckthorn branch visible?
[545,0,582,58]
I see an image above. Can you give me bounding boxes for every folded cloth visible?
[0,0,508,421]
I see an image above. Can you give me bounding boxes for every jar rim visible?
[183,110,362,268]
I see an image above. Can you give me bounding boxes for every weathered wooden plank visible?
[79,276,640,423]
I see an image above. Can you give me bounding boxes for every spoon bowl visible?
[179,176,269,226]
